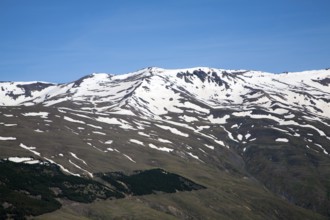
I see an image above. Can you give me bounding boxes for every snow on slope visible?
[1,67,330,178]
[1,67,330,119]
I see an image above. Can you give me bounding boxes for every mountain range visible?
[0,67,330,219]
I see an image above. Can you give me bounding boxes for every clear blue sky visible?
[1,0,330,83]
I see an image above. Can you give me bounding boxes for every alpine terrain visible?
[0,67,330,220]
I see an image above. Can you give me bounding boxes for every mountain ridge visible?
[1,67,330,219]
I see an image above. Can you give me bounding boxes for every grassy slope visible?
[37,162,326,220]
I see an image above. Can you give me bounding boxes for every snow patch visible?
[204,144,214,150]
[156,124,189,137]
[129,139,144,146]
[275,138,289,143]
[148,143,173,152]
[123,154,136,163]
[64,116,86,124]
[22,112,49,118]
[0,137,16,141]
[207,115,230,124]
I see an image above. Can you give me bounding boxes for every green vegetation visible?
[0,161,205,219]
[98,168,206,196]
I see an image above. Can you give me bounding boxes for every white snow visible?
[105,140,113,144]
[149,143,173,152]
[204,144,214,150]
[183,102,209,114]
[187,152,200,160]
[245,133,251,139]
[25,160,41,164]
[64,116,86,124]
[96,117,135,130]
[4,124,17,127]
[19,143,41,156]
[180,115,198,122]
[207,115,230,124]
[22,112,49,118]
[155,124,189,137]
[129,139,144,146]
[0,137,16,141]
[123,154,136,163]
[92,131,106,135]
[157,138,172,144]
[44,156,80,176]
[87,124,103,129]
[284,114,295,119]
[7,157,33,163]
[275,138,289,143]
[314,143,329,155]
[69,160,93,178]
[69,152,88,165]
[138,131,151,137]
[196,125,210,131]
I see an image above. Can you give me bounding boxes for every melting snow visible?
[138,131,151,137]
[22,112,49,118]
[7,157,33,163]
[69,160,93,178]
[180,115,198,122]
[0,137,16,141]
[4,124,17,127]
[129,139,144,146]
[196,125,210,131]
[207,115,230,124]
[275,138,289,143]
[87,124,102,129]
[96,117,135,130]
[92,131,106,135]
[284,114,295,119]
[64,116,86,124]
[187,152,200,160]
[204,144,214,150]
[157,138,172,144]
[314,144,329,155]
[123,154,136,163]
[19,143,41,156]
[149,143,173,152]
[183,102,210,114]
[156,124,189,137]
[69,152,88,165]
[44,157,80,176]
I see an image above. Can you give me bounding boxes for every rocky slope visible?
[0,67,330,219]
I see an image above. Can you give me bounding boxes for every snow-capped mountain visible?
[1,67,330,118]
[1,67,330,219]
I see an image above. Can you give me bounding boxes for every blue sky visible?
[1,0,330,83]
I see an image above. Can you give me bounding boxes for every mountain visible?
[0,67,330,219]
